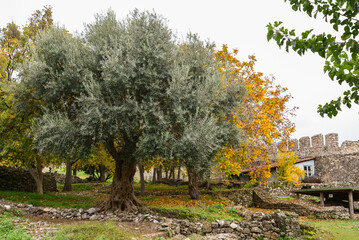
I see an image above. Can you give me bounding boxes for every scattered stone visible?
[229,222,238,229]
[86,207,100,215]
[211,222,219,228]
[202,222,212,233]
[251,226,262,233]
[216,219,225,227]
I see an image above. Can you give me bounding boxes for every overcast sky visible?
[2,0,359,144]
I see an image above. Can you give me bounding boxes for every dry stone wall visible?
[253,189,350,219]
[269,133,359,187]
[212,189,253,207]
[0,166,57,192]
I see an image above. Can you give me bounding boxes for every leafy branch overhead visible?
[267,0,359,118]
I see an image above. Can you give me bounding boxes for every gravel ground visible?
[8,216,60,239]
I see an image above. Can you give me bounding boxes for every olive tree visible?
[23,10,246,210]
[17,25,90,192]
[160,35,245,199]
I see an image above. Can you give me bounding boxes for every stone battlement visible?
[269,133,359,159]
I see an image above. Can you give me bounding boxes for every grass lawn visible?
[52,221,143,240]
[57,182,110,192]
[0,212,161,240]
[54,168,90,180]
[139,194,242,221]
[1,182,244,222]
[134,183,188,192]
[0,190,105,209]
[303,218,359,240]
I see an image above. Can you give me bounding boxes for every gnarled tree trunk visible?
[104,139,142,212]
[107,156,141,211]
[28,158,44,195]
[187,168,201,200]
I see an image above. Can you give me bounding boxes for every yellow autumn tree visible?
[277,151,305,186]
[74,144,116,182]
[214,45,296,183]
[0,7,53,194]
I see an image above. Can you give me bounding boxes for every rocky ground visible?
[0,198,300,240]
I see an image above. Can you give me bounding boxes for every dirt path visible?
[10,215,168,240]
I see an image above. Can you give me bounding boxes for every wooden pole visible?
[320,192,325,207]
[348,190,354,219]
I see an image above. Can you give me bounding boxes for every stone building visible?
[241,133,359,187]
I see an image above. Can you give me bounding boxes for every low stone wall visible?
[0,166,57,192]
[212,189,253,207]
[51,172,87,184]
[0,200,301,239]
[253,190,349,219]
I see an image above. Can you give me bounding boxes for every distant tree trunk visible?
[63,159,72,192]
[177,164,181,180]
[187,167,201,200]
[172,167,175,182]
[139,164,145,196]
[73,168,77,176]
[152,167,157,183]
[99,164,106,182]
[169,167,173,179]
[205,172,211,190]
[165,166,169,179]
[157,166,162,180]
[28,158,44,195]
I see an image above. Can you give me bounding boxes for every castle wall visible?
[275,133,359,187]
[315,153,359,187]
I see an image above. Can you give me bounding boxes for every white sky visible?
[2,0,359,144]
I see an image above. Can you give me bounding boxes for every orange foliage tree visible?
[214,45,296,183]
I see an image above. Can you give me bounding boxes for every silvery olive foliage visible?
[18,10,246,178]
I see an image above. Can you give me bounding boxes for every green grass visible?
[52,221,143,240]
[304,219,359,240]
[0,190,104,209]
[0,213,32,240]
[54,168,90,180]
[57,182,110,192]
[150,204,242,222]
[134,183,188,192]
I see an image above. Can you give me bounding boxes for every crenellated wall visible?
[269,133,359,159]
[269,133,359,187]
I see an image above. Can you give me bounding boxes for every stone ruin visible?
[269,133,359,187]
